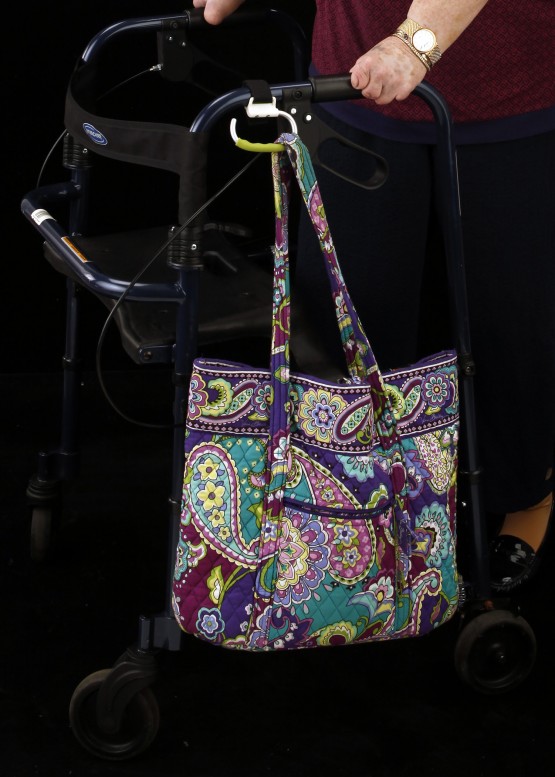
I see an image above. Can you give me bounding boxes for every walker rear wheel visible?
[454,608,536,694]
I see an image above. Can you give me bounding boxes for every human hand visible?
[192,0,246,25]
[350,36,427,105]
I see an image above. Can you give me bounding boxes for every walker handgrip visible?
[185,7,271,28]
[309,74,361,102]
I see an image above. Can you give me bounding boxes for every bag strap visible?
[254,134,414,627]
[279,135,381,383]
[264,132,392,503]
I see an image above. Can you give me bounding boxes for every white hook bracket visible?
[230,96,298,151]
[244,96,298,132]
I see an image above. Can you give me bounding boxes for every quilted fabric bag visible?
[172,134,460,650]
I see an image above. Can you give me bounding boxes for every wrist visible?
[392,18,442,71]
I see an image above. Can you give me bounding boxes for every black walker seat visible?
[20,8,538,762]
[42,222,275,364]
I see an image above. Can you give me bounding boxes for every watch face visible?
[412,28,436,53]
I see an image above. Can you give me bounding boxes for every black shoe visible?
[489,535,540,593]
[489,494,553,594]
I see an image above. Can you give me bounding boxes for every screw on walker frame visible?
[230,96,298,152]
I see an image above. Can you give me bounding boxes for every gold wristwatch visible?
[393,18,442,71]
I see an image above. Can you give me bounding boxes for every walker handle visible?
[309,74,361,102]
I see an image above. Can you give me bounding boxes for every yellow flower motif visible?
[207,509,225,528]
[198,481,225,510]
[197,456,220,481]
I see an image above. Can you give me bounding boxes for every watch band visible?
[393,18,442,71]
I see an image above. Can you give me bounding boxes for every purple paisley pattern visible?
[172,135,460,652]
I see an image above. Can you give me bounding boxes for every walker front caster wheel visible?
[69,669,160,760]
[454,608,536,694]
[27,475,61,562]
[30,507,53,562]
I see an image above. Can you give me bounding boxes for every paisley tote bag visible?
[172,134,460,651]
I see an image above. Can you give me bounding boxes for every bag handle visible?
[264,134,403,490]
[277,136,381,384]
[255,134,413,622]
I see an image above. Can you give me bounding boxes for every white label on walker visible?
[31,208,54,225]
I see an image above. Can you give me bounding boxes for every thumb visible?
[350,66,365,91]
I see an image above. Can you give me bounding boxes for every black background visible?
[4,0,315,374]
[3,4,555,776]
